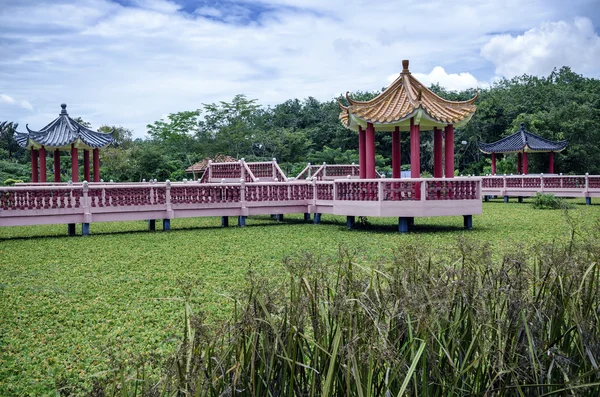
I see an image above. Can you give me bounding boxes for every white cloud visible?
[481,17,600,78]
[1,94,16,104]
[395,66,488,91]
[0,0,597,137]
[1,94,33,111]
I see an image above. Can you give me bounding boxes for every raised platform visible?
[1,177,481,234]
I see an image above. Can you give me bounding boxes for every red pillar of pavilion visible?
[491,153,497,175]
[444,124,454,178]
[410,118,420,178]
[84,150,91,182]
[365,122,376,178]
[31,148,39,183]
[71,144,79,182]
[392,126,401,178]
[517,152,522,174]
[549,152,555,174]
[39,146,47,182]
[54,149,61,183]
[358,126,366,179]
[433,127,443,178]
[522,151,528,175]
[93,148,100,182]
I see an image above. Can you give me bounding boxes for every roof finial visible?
[60,103,67,115]
[402,59,410,74]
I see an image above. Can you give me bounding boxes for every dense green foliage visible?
[1,200,599,395]
[532,192,572,210]
[1,67,599,182]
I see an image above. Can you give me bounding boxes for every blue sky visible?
[1,0,599,138]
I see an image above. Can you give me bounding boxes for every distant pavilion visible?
[478,123,568,175]
[15,104,113,183]
[185,154,237,181]
[338,60,478,179]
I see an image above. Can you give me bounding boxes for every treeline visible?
[1,66,599,183]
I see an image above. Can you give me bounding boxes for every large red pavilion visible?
[338,60,478,179]
[14,104,113,183]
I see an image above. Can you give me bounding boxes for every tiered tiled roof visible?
[478,123,568,154]
[185,155,237,173]
[339,60,478,131]
[17,104,113,150]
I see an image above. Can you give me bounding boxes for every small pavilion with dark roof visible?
[338,59,478,180]
[15,104,113,183]
[478,122,568,175]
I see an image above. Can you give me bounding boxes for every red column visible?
[433,127,443,178]
[358,126,366,179]
[444,124,454,178]
[392,126,401,178]
[365,122,376,178]
[71,144,79,182]
[549,152,555,174]
[54,149,61,183]
[93,148,100,182]
[84,150,91,182]
[491,153,496,175]
[39,146,47,182]
[522,151,528,175]
[410,118,420,178]
[517,152,522,174]
[31,148,39,183]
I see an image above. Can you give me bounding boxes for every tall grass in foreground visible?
[103,224,600,396]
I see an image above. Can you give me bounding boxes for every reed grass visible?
[104,213,600,396]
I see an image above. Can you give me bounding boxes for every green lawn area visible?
[1,198,599,396]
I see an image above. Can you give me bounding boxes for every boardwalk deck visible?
[1,178,481,233]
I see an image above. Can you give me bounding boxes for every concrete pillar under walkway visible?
[82,223,90,236]
[313,213,321,224]
[163,219,170,231]
[238,216,246,227]
[346,216,355,230]
[148,219,156,231]
[221,216,229,227]
[464,215,473,230]
[68,223,76,236]
[304,213,311,221]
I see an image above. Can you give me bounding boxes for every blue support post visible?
[504,196,509,203]
[163,219,170,231]
[313,213,321,224]
[148,219,156,231]
[586,197,592,205]
[270,214,277,219]
[238,216,246,227]
[82,223,90,236]
[346,216,355,230]
[398,217,409,233]
[304,213,311,221]
[484,195,489,202]
[276,214,283,222]
[221,216,229,227]
[68,223,76,236]
[518,196,523,203]
[464,215,473,230]
[408,217,415,227]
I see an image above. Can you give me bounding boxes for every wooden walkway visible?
[481,174,600,204]
[1,178,482,234]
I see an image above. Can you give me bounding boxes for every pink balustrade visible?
[211,163,242,179]
[315,183,334,200]
[482,177,504,188]
[426,180,478,200]
[171,185,241,204]
[522,177,541,188]
[588,176,600,189]
[1,187,82,210]
[336,181,380,201]
[87,185,166,207]
[247,163,273,179]
[506,177,524,188]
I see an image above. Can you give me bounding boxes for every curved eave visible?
[14,132,29,148]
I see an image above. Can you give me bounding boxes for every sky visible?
[1,0,599,139]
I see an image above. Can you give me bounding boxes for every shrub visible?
[532,192,572,209]
[4,178,24,186]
